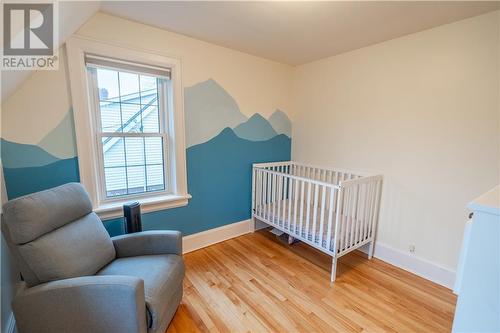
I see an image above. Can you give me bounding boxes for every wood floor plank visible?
[167,230,456,333]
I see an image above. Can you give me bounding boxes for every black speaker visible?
[123,202,142,233]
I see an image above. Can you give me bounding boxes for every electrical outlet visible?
[409,245,416,253]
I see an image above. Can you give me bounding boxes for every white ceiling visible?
[2,1,499,102]
[101,1,500,65]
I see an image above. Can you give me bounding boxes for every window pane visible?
[96,68,119,101]
[145,137,163,165]
[140,76,158,106]
[125,137,145,166]
[104,167,127,197]
[119,72,140,100]
[102,137,125,167]
[146,164,164,192]
[120,103,141,133]
[142,105,160,133]
[126,166,145,194]
[100,101,121,132]
[145,137,165,192]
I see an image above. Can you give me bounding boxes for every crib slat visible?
[299,180,305,237]
[318,185,326,247]
[267,172,272,221]
[365,183,374,238]
[287,177,293,232]
[342,186,350,251]
[350,185,358,248]
[360,184,369,241]
[283,177,288,229]
[338,187,345,252]
[341,186,351,252]
[311,184,319,243]
[254,169,259,217]
[369,180,381,239]
[332,188,343,254]
[352,185,358,246]
[272,173,277,224]
[366,182,373,237]
[326,187,335,252]
[305,182,312,240]
[351,185,360,245]
[277,174,282,227]
[293,178,299,234]
[260,170,265,218]
[261,170,266,219]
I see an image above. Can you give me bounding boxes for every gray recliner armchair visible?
[1,183,185,333]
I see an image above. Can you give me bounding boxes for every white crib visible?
[252,161,382,282]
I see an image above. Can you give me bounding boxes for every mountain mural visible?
[269,109,292,137]
[184,79,292,147]
[1,108,80,199]
[233,113,278,141]
[1,139,60,169]
[3,157,80,199]
[38,110,78,159]
[184,79,247,148]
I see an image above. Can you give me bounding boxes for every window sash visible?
[87,65,171,203]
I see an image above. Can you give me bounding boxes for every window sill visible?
[95,193,191,220]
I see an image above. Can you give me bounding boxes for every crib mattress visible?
[255,199,370,252]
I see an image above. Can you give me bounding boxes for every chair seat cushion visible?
[97,254,184,330]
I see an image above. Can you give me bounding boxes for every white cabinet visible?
[452,186,500,332]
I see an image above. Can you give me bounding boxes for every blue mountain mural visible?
[3,157,80,199]
[268,109,292,138]
[184,79,292,146]
[233,113,278,141]
[185,79,247,148]
[1,138,60,169]
[38,110,77,159]
[103,127,291,236]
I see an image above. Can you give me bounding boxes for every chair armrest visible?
[13,276,147,333]
[111,230,182,257]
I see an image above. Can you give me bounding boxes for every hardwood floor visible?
[167,230,456,333]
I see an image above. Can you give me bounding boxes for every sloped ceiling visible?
[2,1,499,102]
[1,1,100,102]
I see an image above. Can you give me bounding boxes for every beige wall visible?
[290,11,500,270]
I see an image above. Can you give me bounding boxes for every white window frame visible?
[66,36,190,220]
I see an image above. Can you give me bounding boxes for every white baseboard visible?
[182,219,253,254]
[6,312,15,333]
[359,242,456,289]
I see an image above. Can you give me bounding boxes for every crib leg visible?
[330,256,337,283]
[368,240,375,260]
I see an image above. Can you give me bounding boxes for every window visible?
[67,38,189,219]
[87,61,169,198]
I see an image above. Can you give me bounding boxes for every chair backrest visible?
[1,183,116,287]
